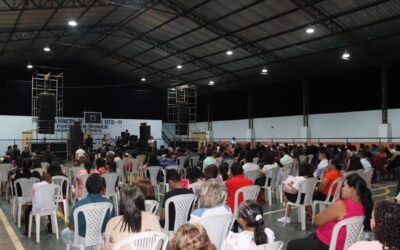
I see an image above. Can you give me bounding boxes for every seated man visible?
[204,164,227,191]
[160,169,192,231]
[61,173,114,247]
[225,163,253,212]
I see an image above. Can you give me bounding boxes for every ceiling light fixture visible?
[306,26,315,34]
[68,20,78,27]
[43,46,51,52]
[341,49,350,60]
[208,80,215,86]
[226,49,233,56]
[260,66,268,75]
[177,64,182,69]
[141,77,146,82]
[27,63,33,69]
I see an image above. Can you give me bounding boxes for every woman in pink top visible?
[287,174,373,250]
[349,200,400,250]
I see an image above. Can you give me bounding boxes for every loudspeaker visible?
[177,102,189,122]
[38,93,56,134]
[139,124,151,151]
[69,123,83,155]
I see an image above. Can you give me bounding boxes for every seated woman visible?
[169,224,216,250]
[189,180,231,223]
[287,174,373,250]
[103,186,161,250]
[313,159,343,202]
[349,200,399,250]
[135,178,156,200]
[277,163,314,224]
[221,200,275,250]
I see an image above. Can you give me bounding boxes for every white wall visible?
[0,115,162,154]
[189,108,400,141]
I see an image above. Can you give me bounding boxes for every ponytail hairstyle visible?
[119,186,145,233]
[344,174,374,231]
[238,200,268,245]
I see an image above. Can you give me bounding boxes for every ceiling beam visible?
[0,0,156,11]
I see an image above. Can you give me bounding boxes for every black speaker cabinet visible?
[139,124,151,151]
[38,93,56,134]
[69,123,83,155]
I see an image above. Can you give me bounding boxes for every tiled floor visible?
[0,181,397,250]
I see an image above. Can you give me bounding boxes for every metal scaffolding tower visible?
[32,71,64,134]
[167,85,197,136]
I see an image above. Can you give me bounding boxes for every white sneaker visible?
[277,216,291,223]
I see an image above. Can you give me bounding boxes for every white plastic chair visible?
[263,167,279,206]
[221,189,228,204]
[190,156,200,166]
[103,173,120,213]
[312,177,343,223]
[66,202,113,250]
[52,175,70,223]
[342,170,358,179]
[253,157,259,164]
[32,168,44,176]
[28,184,60,242]
[253,241,284,250]
[277,166,292,203]
[116,159,126,183]
[41,162,49,171]
[176,156,187,177]
[145,200,160,215]
[233,185,260,217]
[329,216,364,250]
[198,214,234,250]
[361,169,373,189]
[283,177,318,230]
[164,193,195,232]
[112,231,169,250]
[244,169,260,184]
[13,178,39,227]
[0,163,11,196]
[224,159,234,168]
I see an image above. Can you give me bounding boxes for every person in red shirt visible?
[226,163,253,211]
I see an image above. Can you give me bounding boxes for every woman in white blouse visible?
[222,201,275,250]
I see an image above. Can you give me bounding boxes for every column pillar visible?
[301,80,311,141]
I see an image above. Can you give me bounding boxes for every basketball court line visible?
[0,206,24,250]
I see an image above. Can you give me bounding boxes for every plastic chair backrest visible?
[32,183,60,215]
[145,200,160,215]
[164,193,195,231]
[177,156,186,169]
[73,202,113,247]
[0,163,11,182]
[190,156,200,166]
[224,159,234,168]
[198,214,234,249]
[112,231,169,250]
[253,157,259,164]
[342,170,358,179]
[324,177,343,203]
[244,169,260,184]
[329,216,364,250]
[253,241,284,250]
[116,159,125,178]
[51,175,70,199]
[146,166,161,186]
[296,177,318,206]
[103,173,119,197]
[266,167,279,188]
[362,169,373,189]
[221,190,228,204]
[14,178,38,202]
[233,185,260,217]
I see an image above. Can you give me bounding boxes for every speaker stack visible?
[139,123,151,151]
[69,122,83,156]
[38,93,56,134]
[176,101,189,135]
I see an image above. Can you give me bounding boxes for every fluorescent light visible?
[177,64,182,69]
[68,20,77,27]
[342,50,350,60]
[261,66,268,75]
[171,88,176,91]
[306,27,315,34]
[43,46,51,52]
[27,63,33,69]
[208,80,214,86]
[141,77,146,82]
[226,49,233,56]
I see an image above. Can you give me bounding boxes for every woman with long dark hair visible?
[349,200,400,250]
[103,186,161,250]
[287,174,373,250]
[221,200,275,250]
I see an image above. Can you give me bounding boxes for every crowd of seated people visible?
[1,140,400,250]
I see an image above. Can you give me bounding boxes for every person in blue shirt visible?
[61,173,114,248]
